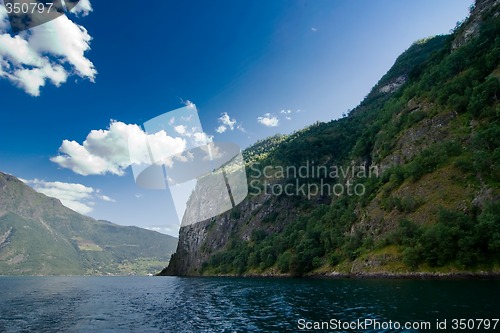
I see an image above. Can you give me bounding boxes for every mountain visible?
[162,0,499,277]
[0,172,178,275]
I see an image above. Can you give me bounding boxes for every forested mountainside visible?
[0,172,178,275]
[162,0,499,277]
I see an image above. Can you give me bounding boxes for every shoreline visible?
[164,271,500,280]
[308,271,500,280]
[0,272,498,279]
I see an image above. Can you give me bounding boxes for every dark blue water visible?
[0,277,498,332]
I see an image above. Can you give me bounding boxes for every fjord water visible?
[0,277,498,332]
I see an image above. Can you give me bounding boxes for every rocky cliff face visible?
[162,0,499,276]
[162,185,299,275]
[452,0,499,50]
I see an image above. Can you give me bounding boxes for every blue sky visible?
[0,0,473,236]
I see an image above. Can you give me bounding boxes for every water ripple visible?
[0,277,498,332]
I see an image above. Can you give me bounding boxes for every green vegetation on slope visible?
[0,172,178,275]
[0,213,82,275]
[167,0,499,277]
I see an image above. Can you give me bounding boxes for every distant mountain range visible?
[0,172,178,275]
[163,0,499,277]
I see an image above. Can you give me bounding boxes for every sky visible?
[0,0,473,236]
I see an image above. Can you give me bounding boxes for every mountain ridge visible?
[0,171,178,275]
[162,0,499,277]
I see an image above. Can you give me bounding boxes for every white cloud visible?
[215,125,227,134]
[0,2,96,96]
[182,99,195,109]
[174,125,187,135]
[70,0,93,17]
[145,224,179,236]
[311,27,318,32]
[25,179,114,215]
[257,113,279,127]
[145,130,187,165]
[280,110,293,120]
[51,120,187,176]
[219,112,236,130]
[215,112,245,134]
[28,15,96,78]
[98,194,116,202]
[193,132,212,146]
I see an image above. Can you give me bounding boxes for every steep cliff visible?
[161,0,500,277]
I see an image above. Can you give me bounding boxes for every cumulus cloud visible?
[0,2,96,96]
[174,125,187,135]
[51,120,187,176]
[219,113,236,130]
[70,0,93,16]
[23,179,114,215]
[215,112,245,134]
[280,109,292,115]
[257,113,279,127]
[216,125,227,134]
[193,131,212,146]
